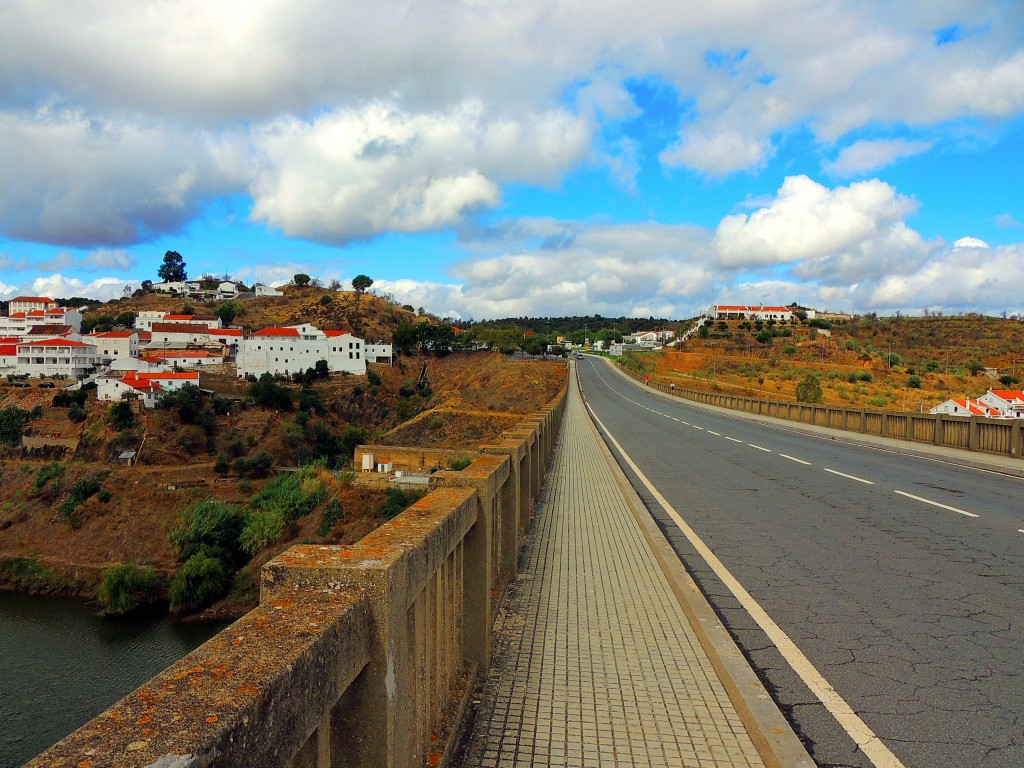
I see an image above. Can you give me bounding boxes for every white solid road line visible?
[894,490,979,518]
[779,454,811,465]
[748,443,771,452]
[823,468,874,484]
[585,403,907,768]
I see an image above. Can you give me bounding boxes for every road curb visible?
[575,367,815,768]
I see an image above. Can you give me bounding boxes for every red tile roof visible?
[253,327,300,336]
[18,339,94,348]
[10,296,55,303]
[324,330,351,337]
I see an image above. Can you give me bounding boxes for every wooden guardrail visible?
[28,375,569,768]
[621,365,1024,460]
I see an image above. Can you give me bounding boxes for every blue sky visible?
[1,1,1023,320]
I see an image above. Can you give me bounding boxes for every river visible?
[0,591,228,768]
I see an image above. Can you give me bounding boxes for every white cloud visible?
[995,213,1021,229]
[858,243,1024,314]
[80,249,135,271]
[376,219,714,319]
[712,175,932,282]
[248,101,590,243]
[25,274,130,301]
[953,236,989,249]
[823,139,933,177]
[660,129,774,177]
[0,106,240,246]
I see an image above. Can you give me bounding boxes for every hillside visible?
[635,314,1024,411]
[81,284,416,341]
[0,350,565,617]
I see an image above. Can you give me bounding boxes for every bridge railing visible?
[29,375,568,768]
[624,367,1024,460]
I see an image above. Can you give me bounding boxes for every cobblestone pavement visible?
[456,380,766,768]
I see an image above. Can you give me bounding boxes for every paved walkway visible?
[456,376,770,768]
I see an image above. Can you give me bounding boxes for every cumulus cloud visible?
[248,101,591,243]
[823,138,933,177]
[712,175,933,282]
[858,243,1024,314]
[22,274,130,302]
[374,219,713,319]
[0,106,240,246]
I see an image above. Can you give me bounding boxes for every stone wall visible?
[28,371,568,768]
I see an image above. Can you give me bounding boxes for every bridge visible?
[27,357,1024,767]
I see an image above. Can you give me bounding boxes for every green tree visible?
[795,373,824,404]
[107,400,135,430]
[97,564,163,616]
[214,300,244,325]
[293,273,311,286]
[157,250,187,282]
[0,406,32,446]
[352,274,374,294]
[168,552,230,614]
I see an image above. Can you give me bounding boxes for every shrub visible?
[795,373,824,404]
[859,372,874,383]
[782,346,797,356]
[378,487,418,520]
[366,370,381,386]
[315,499,344,537]
[168,500,245,565]
[168,552,231,614]
[68,404,87,423]
[0,405,32,446]
[233,451,274,478]
[96,564,163,616]
[448,457,473,471]
[59,476,103,527]
[907,375,922,389]
[107,400,135,430]
[239,507,286,555]
[33,462,65,491]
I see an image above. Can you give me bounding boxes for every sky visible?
[1,1,1023,321]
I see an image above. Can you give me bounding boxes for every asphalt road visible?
[575,357,1024,768]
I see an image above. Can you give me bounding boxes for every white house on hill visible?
[97,371,201,408]
[236,325,366,378]
[16,338,99,378]
[709,305,794,323]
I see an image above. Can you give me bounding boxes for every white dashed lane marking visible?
[823,468,874,485]
[779,454,812,465]
[724,437,743,443]
[747,443,771,452]
[894,490,978,518]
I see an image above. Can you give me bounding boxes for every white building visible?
[16,338,100,378]
[978,389,1024,419]
[709,305,794,323]
[140,349,226,368]
[149,322,221,348]
[0,304,83,335]
[85,331,140,364]
[236,325,366,378]
[135,311,168,332]
[365,342,394,364]
[929,398,1002,418]
[254,284,284,297]
[97,371,201,408]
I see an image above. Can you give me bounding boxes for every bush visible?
[68,404,87,423]
[378,487,418,520]
[107,400,134,430]
[239,507,286,555]
[33,462,65,491]
[782,346,797,356]
[97,564,163,616]
[233,451,274,478]
[168,552,231,614]
[907,375,922,389]
[168,500,245,565]
[0,405,32,446]
[448,457,473,471]
[315,499,344,537]
[59,476,103,527]
[795,373,824,404]
[366,370,381,386]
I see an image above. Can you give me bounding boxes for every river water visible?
[0,591,228,768]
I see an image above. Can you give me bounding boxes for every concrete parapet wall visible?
[627,365,1024,460]
[353,445,476,474]
[29,368,569,768]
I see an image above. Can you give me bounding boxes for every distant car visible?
[37,381,55,388]
[10,381,29,388]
